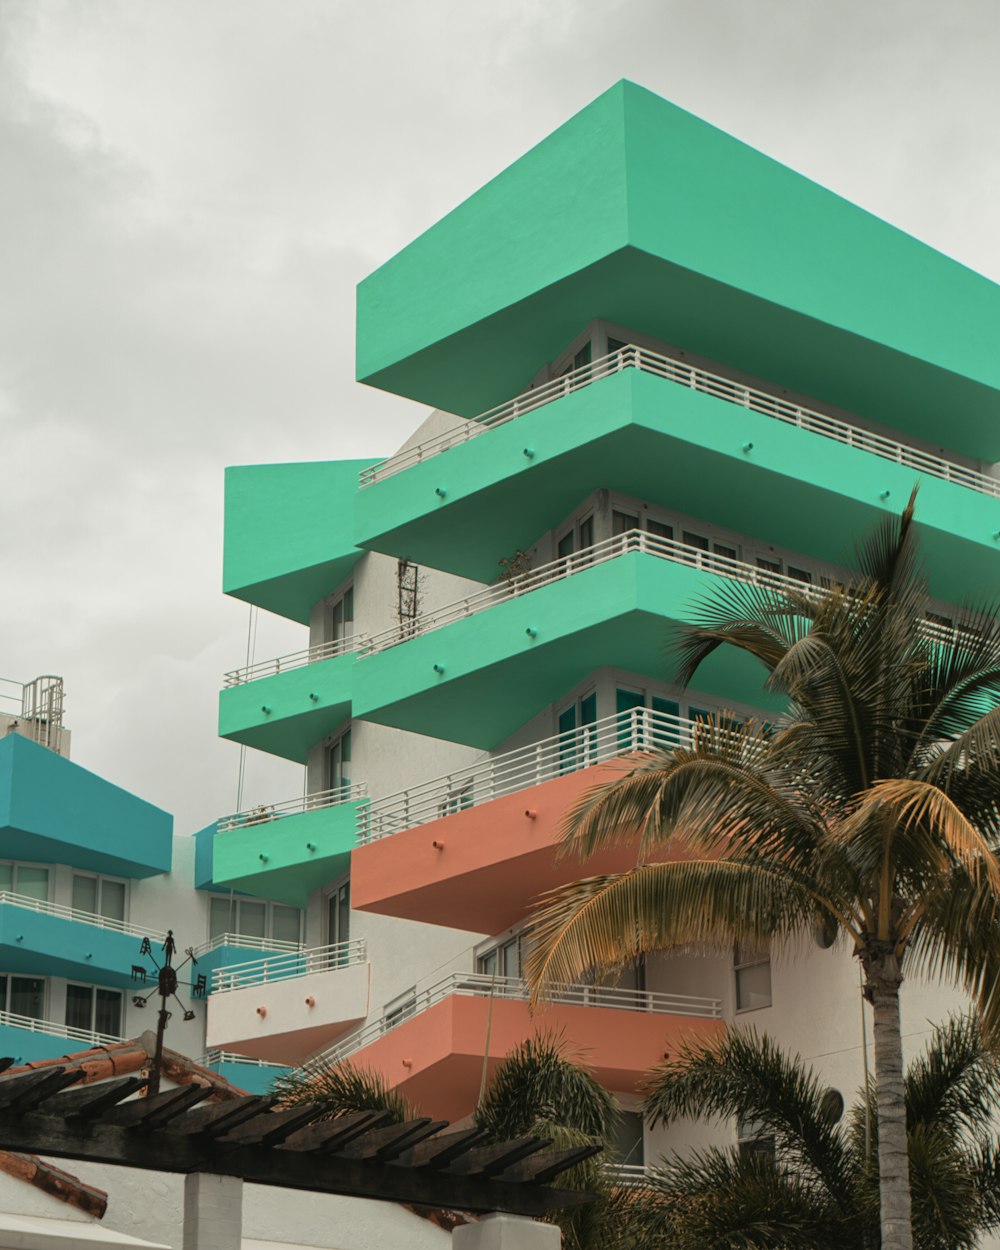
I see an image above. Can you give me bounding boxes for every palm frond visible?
[524,860,818,1003]
[272,1058,413,1123]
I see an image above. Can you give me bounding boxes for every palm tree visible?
[274,1033,647,1250]
[524,493,1000,1250]
[633,1015,1000,1250]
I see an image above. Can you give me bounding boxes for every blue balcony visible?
[0,893,161,988]
[0,1013,120,1066]
[202,1051,291,1095]
[0,734,172,878]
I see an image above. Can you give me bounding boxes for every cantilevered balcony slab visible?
[0,734,172,878]
[358,81,1000,460]
[353,708,696,933]
[356,364,1000,605]
[205,941,369,1064]
[353,540,780,749]
[318,975,723,1121]
[224,459,376,624]
[0,894,158,987]
[218,649,355,763]
[202,1052,291,1095]
[212,791,368,907]
[0,1013,121,1066]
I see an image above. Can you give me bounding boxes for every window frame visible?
[0,972,47,1021]
[65,982,123,1038]
[71,871,128,924]
[0,861,51,903]
[734,943,772,1013]
[207,895,304,947]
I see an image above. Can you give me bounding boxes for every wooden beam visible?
[335,1119,447,1162]
[279,1110,392,1154]
[100,1085,210,1129]
[394,1126,488,1170]
[41,1077,148,1121]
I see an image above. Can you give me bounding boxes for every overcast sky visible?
[1,0,998,836]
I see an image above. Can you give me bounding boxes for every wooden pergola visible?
[0,1061,597,1237]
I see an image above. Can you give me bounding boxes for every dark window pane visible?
[72,875,98,915]
[682,531,709,552]
[65,985,91,1032]
[612,510,639,536]
[647,519,673,541]
[10,977,43,1020]
[94,989,122,1037]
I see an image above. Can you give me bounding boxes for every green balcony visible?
[356,364,1000,607]
[218,649,355,763]
[212,793,369,907]
[224,459,376,624]
[358,81,1000,461]
[353,539,783,750]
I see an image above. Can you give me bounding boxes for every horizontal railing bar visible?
[0,1007,122,1048]
[218,783,369,834]
[210,939,368,992]
[194,932,306,957]
[359,343,999,500]
[200,1050,290,1070]
[223,632,367,689]
[358,706,706,845]
[308,972,722,1071]
[0,891,158,941]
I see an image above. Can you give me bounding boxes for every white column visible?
[453,1212,561,1250]
[182,1173,243,1250]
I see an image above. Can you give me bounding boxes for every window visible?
[208,897,303,946]
[557,691,597,772]
[328,586,354,645]
[612,509,639,536]
[478,936,521,981]
[646,518,674,542]
[735,944,772,1011]
[607,336,627,356]
[384,988,417,1032]
[71,874,126,923]
[611,1110,645,1172]
[617,687,686,750]
[682,530,710,552]
[713,542,737,562]
[738,1117,776,1161]
[327,729,352,795]
[578,514,594,551]
[327,880,350,948]
[66,984,122,1037]
[787,565,813,584]
[756,555,782,576]
[0,863,49,902]
[0,975,44,1020]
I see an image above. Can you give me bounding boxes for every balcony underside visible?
[224,459,375,624]
[212,802,366,907]
[353,552,781,750]
[356,369,998,605]
[353,762,651,933]
[218,653,354,763]
[205,963,370,1065]
[358,83,1000,458]
[351,994,723,1121]
[0,734,172,878]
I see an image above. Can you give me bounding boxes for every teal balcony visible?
[202,1051,291,1095]
[212,788,369,907]
[0,734,172,878]
[356,355,1000,607]
[358,81,1000,460]
[224,459,376,624]
[218,643,356,763]
[0,892,159,987]
[353,531,785,749]
[0,1011,121,1066]
[193,933,307,992]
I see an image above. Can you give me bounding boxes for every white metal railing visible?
[194,932,306,958]
[210,938,367,993]
[0,1007,121,1049]
[0,890,157,942]
[201,1050,290,1071]
[608,1163,653,1186]
[309,972,722,1071]
[223,633,365,689]
[358,343,999,498]
[217,783,368,835]
[359,528,976,659]
[358,706,704,845]
[361,528,819,656]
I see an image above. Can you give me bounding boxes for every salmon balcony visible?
[309,972,724,1121]
[352,706,701,934]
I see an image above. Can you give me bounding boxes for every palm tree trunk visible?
[867,951,913,1250]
